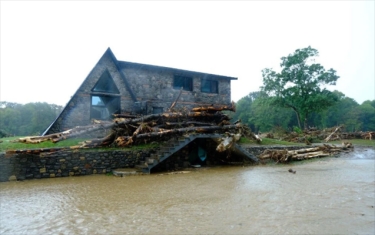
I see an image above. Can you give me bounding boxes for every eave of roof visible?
[117,61,238,81]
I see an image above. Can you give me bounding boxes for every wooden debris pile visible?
[267,125,374,144]
[12,102,258,149]
[258,142,353,163]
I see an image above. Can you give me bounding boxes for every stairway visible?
[135,133,258,174]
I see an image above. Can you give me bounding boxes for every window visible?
[173,75,193,91]
[92,70,120,94]
[152,107,163,114]
[201,79,218,93]
[91,95,120,120]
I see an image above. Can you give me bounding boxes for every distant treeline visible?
[0,102,63,137]
[230,90,375,133]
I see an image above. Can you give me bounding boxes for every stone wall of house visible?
[45,52,133,134]
[122,67,232,114]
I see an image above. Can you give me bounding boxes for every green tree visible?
[312,90,359,130]
[357,101,375,131]
[231,91,260,131]
[232,92,296,133]
[0,102,63,136]
[261,46,339,129]
[250,97,297,132]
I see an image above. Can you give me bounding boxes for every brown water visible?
[1,148,374,235]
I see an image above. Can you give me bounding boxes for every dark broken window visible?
[173,75,193,91]
[201,79,218,93]
[92,70,120,94]
[91,95,120,120]
[152,107,163,114]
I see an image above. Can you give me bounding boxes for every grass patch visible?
[0,136,161,152]
[329,139,375,147]
[239,137,303,146]
[0,136,89,152]
[3,135,371,153]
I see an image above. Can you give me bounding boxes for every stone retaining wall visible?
[0,145,308,182]
[0,149,154,182]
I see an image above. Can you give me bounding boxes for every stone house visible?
[43,48,237,135]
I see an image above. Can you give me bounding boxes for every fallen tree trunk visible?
[216,133,241,152]
[191,101,236,113]
[324,125,343,142]
[156,121,215,128]
[115,124,240,147]
[259,143,353,163]
[168,87,183,111]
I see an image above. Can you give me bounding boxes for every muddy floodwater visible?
[1,147,374,235]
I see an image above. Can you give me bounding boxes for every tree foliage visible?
[261,46,339,129]
[231,91,297,133]
[233,90,374,133]
[0,102,63,136]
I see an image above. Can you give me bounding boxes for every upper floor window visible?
[201,79,218,93]
[173,75,192,91]
[92,70,120,94]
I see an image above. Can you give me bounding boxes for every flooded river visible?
[1,147,374,234]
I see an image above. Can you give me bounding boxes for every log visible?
[132,123,153,137]
[216,133,241,152]
[15,109,230,145]
[156,121,215,128]
[168,87,183,111]
[51,123,114,143]
[14,128,79,144]
[258,144,353,163]
[115,124,240,147]
[112,114,139,118]
[78,131,117,148]
[191,101,236,113]
[324,125,343,142]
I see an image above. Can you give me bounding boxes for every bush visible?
[293,126,303,134]
[0,129,10,138]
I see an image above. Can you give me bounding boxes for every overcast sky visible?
[1,1,374,106]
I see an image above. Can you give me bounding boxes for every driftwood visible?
[13,103,246,151]
[191,101,236,113]
[258,143,353,163]
[265,125,374,144]
[112,114,140,118]
[169,87,183,111]
[324,125,343,142]
[216,133,241,152]
[14,108,233,145]
[361,131,374,140]
[115,124,240,147]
